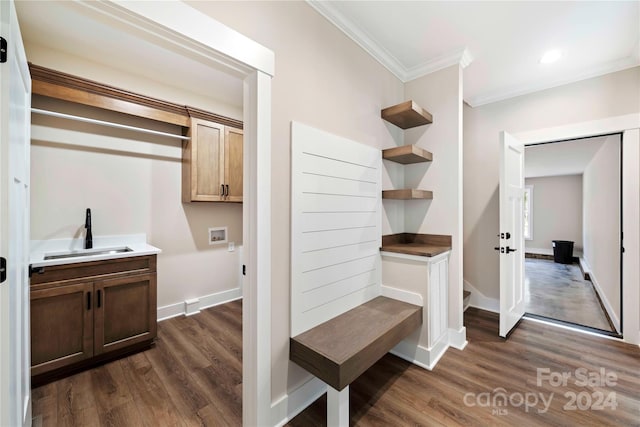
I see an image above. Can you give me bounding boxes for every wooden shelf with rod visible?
[382,144,433,164]
[382,189,433,200]
[381,100,432,129]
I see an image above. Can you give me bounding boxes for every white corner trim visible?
[271,377,327,427]
[404,47,474,82]
[448,326,468,350]
[381,285,423,306]
[587,267,621,333]
[307,1,472,83]
[464,280,500,313]
[157,288,242,322]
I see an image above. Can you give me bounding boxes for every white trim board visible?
[463,280,499,313]
[390,334,449,371]
[157,288,242,322]
[584,264,621,334]
[271,377,327,427]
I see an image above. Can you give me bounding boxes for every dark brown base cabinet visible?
[30,255,157,384]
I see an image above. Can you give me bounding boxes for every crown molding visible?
[308,1,638,107]
[404,47,474,82]
[467,54,640,107]
[307,1,472,83]
[307,0,406,80]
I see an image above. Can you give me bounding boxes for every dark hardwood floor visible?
[31,300,243,427]
[33,301,640,426]
[287,308,639,426]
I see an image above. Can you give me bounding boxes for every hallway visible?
[525,258,615,332]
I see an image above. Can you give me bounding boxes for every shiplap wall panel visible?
[300,212,378,232]
[300,255,378,293]
[291,121,382,336]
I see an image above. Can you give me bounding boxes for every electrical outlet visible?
[228,241,235,252]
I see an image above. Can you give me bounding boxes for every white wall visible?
[29,94,243,311]
[404,65,464,333]
[464,66,640,299]
[583,134,621,322]
[524,174,583,252]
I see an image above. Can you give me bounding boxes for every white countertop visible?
[30,234,161,268]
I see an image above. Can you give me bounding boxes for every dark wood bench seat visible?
[290,296,422,391]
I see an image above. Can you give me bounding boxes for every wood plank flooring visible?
[31,300,243,427]
[525,258,615,331]
[288,308,639,426]
[33,301,640,426]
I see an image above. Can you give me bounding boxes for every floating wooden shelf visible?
[382,189,433,200]
[381,100,433,129]
[382,144,433,164]
[380,233,452,257]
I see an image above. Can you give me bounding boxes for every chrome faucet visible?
[84,208,93,249]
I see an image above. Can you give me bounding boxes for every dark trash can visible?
[552,240,574,264]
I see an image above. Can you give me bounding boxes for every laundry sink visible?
[44,246,133,260]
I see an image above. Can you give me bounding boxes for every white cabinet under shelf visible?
[381,250,450,369]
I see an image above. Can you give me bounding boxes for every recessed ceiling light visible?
[540,49,562,64]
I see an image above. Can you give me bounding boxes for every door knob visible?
[505,247,517,253]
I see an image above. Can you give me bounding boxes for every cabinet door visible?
[30,282,93,376]
[225,126,243,202]
[94,273,157,355]
[183,118,225,202]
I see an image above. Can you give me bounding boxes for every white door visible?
[499,131,525,338]
[0,0,32,425]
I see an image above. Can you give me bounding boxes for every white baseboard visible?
[271,377,326,427]
[586,267,621,333]
[448,326,468,350]
[157,287,242,322]
[381,285,423,306]
[464,280,499,313]
[390,333,450,371]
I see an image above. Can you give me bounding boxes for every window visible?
[524,185,533,240]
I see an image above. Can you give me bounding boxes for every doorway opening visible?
[522,133,623,338]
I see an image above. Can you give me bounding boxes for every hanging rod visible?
[31,108,190,141]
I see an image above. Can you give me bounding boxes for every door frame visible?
[74,2,275,424]
[513,113,640,346]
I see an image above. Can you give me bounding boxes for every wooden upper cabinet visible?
[183,118,243,203]
[225,127,244,203]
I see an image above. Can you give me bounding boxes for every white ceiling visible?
[15,1,243,109]
[309,1,640,106]
[524,135,615,178]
